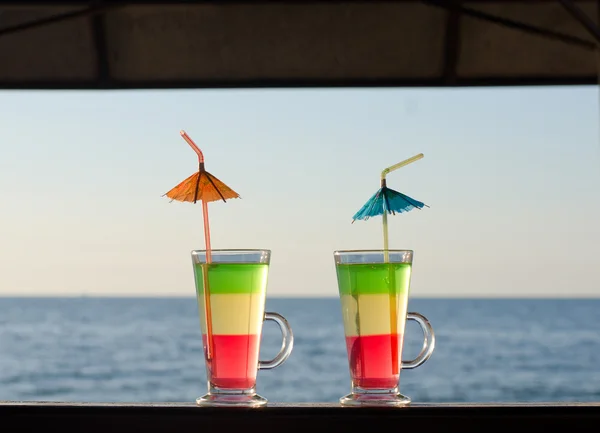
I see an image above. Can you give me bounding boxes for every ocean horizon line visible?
[0,294,599,300]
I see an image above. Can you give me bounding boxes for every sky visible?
[0,86,599,298]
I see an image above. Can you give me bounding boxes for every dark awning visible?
[0,0,598,89]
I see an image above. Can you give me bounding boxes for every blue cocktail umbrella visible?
[352,186,427,221]
[352,153,429,257]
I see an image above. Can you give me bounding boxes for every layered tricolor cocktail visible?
[334,250,435,407]
[337,260,410,389]
[192,250,293,407]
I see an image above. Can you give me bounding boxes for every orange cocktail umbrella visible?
[164,130,240,359]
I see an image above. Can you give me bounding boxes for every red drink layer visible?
[203,334,260,389]
[345,334,404,389]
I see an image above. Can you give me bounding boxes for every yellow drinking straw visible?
[380,153,424,263]
[380,153,424,375]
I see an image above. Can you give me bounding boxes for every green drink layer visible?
[336,263,412,296]
[193,263,269,295]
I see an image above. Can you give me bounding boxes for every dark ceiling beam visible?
[558,0,600,44]
[0,1,596,52]
[423,0,596,50]
[441,0,462,85]
[0,0,597,90]
[0,3,119,38]
[91,2,110,87]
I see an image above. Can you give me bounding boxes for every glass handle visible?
[401,312,435,370]
[258,312,294,370]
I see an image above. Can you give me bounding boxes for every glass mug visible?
[191,249,294,407]
[334,250,435,406]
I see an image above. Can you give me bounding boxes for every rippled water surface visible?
[1,297,599,403]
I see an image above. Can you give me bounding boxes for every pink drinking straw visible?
[180,130,214,361]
